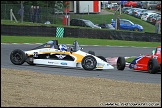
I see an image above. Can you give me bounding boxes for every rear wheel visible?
[10,49,26,65]
[148,58,159,74]
[81,55,97,71]
[117,57,125,70]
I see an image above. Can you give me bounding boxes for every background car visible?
[132,8,143,17]
[156,2,161,10]
[124,1,137,7]
[147,13,161,24]
[125,8,141,16]
[108,1,120,5]
[119,1,128,8]
[111,19,143,31]
[70,19,101,29]
[133,8,148,18]
[96,23,115,30]
[136,1,145,8]
[141,12,156,21]
[152,16,161,25]
[122,7,131,13]
[142,1,159,10]
[107,3,118,10]
[139,10,156,18]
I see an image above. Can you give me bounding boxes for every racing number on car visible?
[33,52,38,57]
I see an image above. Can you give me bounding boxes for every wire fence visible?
[1,4,66,24]
[1,4,113,25]
[1,4,160,34]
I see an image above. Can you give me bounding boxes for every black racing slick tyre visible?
[148,58,159,74]
[88,51,95,56]
[81,55,97,71]
[26,57,36,65]
[117,57,126,70]
[10,49,26,65]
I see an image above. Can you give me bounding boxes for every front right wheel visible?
[81,55,97,71]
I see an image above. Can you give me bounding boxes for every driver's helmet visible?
[59,44,67,51]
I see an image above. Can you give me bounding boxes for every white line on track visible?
[1,43,155,48]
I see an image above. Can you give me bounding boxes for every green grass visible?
[1,19,63,27]
[1,9,157,33]
[126,57,137,63]
[1,35,160,48]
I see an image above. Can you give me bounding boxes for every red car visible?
[156,2,161,10]
[117,46,161,74]
[124,1,137,7]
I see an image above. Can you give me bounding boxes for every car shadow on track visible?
[129,70,161,74]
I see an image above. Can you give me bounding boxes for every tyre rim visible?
[13,53,22,62]
[148,62,153,70]
[84,58,94,68]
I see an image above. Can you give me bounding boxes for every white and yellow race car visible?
[10,40,116,71]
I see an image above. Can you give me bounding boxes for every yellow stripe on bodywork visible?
[27,51,70,56]
[71,53,84,62]
[27,51,84,62]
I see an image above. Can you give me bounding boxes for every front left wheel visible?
[10,49,26,65]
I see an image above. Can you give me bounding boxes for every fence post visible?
[88,5,89,15]
[158,23,161,34]
[10,9,18,23]
[10,9,12,21]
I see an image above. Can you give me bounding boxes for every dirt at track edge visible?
[1,68,161,107]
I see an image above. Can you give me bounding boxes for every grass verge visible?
[1,35,160,48]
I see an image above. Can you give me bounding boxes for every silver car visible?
[142,1,159,10]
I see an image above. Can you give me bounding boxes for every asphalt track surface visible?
[1,44,161,84]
